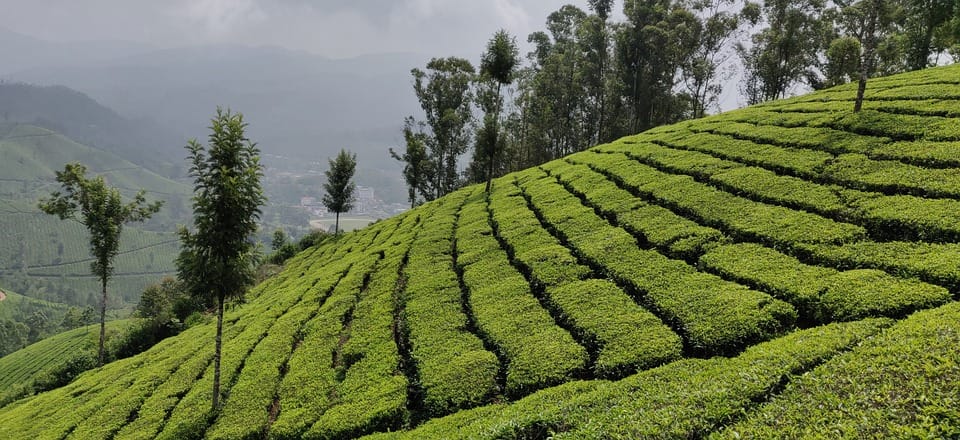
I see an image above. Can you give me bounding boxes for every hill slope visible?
[1,66,960,439]
[0,123,188,307]
[0,82,186,175]
[0,320,132,394]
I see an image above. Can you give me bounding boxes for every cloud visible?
[181,0,267,36]
[491,0,530,31]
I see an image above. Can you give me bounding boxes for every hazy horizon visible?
[0,0,610,60]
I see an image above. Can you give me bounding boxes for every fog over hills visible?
[1,28,429,202]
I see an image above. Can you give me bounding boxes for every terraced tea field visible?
[1,66,959,439]
[0,320,132,392]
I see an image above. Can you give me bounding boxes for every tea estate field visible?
[0,65,959,439]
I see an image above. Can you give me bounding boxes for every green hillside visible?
[1,66,960,439]
[0,288,66,322]
[0,123,188,307]
[0,320,132,392]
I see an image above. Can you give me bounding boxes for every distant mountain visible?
[0,28,154,76]
[0,82,187,176]
[4,40,428,173]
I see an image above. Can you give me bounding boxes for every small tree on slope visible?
[323,149,357,234]
[39,162,163,366]
[176,108,265,410]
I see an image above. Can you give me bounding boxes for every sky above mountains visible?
[0,0,604,59]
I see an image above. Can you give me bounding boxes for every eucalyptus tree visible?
[615,0,700,132]
[39,162,163,366]
[901,0,958,70]
[680,0,747,118]
[409,57,476,199]
[322,149,357,234]
[585,0,615,142]
[478,29,519,192]
[829,0,904,111]
[176,108,265,410]
[738,0,830,104]
[525,5,590,159]
[390,117,434,207]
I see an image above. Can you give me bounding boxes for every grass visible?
[0,65,959,439]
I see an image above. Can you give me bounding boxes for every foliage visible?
[407,57,476,201]
[270,228,288,251]
[716,303,960,438]
[322,149,357,234]
[38,161,162,365]
[176,107,265,410]
[390,117,434,208]
[475,29,519,192]
[738,0,830,104]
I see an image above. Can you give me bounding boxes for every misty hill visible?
[3,35,427,173]
[0,28,153,76]
[1,65,958,439]
[0,123,186,309]
[0,82,187,176]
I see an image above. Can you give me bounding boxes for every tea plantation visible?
[1,65,959,439]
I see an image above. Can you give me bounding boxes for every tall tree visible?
[525,5,590,160]
[902,0,958,70]
[390,117,434,208]
[322,149,357,234]
[586,0,615,141]
[829,0,904,111]
[680,0,747,118]
[176,108,265,410]
[615,0,700,132]
[738,0,829,104]
[39,163,162,366]
[409,57,476,199]
[478,29,519,192]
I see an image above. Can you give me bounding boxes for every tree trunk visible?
[597,20,606,144]
[855,4,879,113]
[98,276,107,367]
[212,296,224,411]
[335,211,341,235]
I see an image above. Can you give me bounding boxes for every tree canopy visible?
[176,108,265,410]
[322,149,358,234]
[38,162,162,366]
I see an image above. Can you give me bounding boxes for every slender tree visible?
[390,117,434,207]
[681,0,746,118]
[322,149,357,234]
[829,0,903,111]
[39,162,162,366]
[586,0,614,142]
[902,0,957,70]
[738,0,829,104]
[176,108,265,410]
[409,57,476,199]
[479,29,519,192]
[271,228,289,251]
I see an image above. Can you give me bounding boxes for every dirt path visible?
[0,290,6,302]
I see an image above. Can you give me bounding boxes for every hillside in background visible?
[0,288,70,356]
[0,83,186,176]
[1,31,424,185]
[0,123,187,309]
[0,319,133,401]
[1,65,959,439]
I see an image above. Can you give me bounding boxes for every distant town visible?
[299,186,409,232]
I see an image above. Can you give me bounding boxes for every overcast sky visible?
[0,0,609,59]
